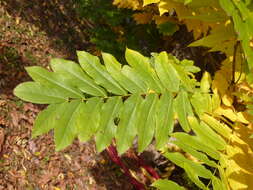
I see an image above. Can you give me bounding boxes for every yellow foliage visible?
[225,124,253,190]
[112,1,253,189]
[157,0,226,38]
[143,0,160,6]
[210,90,253,189]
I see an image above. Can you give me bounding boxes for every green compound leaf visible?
[14,48,232,189]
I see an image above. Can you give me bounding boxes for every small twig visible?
[231,41,240,87]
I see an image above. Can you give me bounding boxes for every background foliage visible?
[73,0,163,62]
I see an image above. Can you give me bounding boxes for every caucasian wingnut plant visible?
[14,0,253,189]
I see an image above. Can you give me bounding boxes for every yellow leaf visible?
[212,71,229,96]
[158,0,223,38]
[143,0,160,6]
[221,95,233,107]
[237,112,250,124]
[225,124,253,190]
[158,1,173,15]
[214,106,238,122]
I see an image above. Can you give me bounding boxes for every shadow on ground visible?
[1,0,91,56]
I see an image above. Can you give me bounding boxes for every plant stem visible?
[106,145,146,190]
[136,155,160,180]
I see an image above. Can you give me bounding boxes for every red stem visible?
[136,155,160,180]
[106,145,146,190]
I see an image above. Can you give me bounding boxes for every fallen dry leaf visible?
[0,128,4,152]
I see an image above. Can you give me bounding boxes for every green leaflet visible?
[77,51,127,95]
[183,163,208,190]
[137,93,158,152]
[26,66,84,99]
[173,64,195,92]
[172,140,217,167]
[32,104,60,138]
[212,177,226,190]
[154,52,180,92]
[102,53,145,93]
[125,48,163,92]
[188,117,226,150]
[151,179,185,190]
[33,101,83,151]
[14,82,67,104]
[180,59,201,74]
[172,132,220,160]
[157,22,179,36]
[155,91,174,149]
[50,58,107,96]
[174,90,193,132]
[54,100,83,151]
[164,152,213,189]
[191,72,213,116]
[200,72,211,93]
[77,97,102,142]
[121,65,148,92]
[164,152,213,179]
[95,96,123,152]
[116,94,142,155]
[191,92,212,116]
